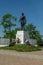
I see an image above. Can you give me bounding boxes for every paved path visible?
[0,50,43,65]
[0,50,43,60]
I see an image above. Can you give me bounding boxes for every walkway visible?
[0,50,43,65]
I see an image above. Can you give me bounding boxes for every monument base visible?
[16,30,29,44]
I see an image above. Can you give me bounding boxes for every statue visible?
[19,13,26,30]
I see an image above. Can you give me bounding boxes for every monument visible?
[16,13,29,44]
[16,13,37,46]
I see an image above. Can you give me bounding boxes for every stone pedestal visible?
[16,30,29,44]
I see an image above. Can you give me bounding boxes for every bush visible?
[38,43,43,46]
[9,42,15,46]
[15,44,41,52]
[17,38,21,43]
[0,44,41,52]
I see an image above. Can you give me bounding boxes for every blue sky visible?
[0,0,43,37]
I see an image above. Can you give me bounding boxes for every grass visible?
[0,44,41,52]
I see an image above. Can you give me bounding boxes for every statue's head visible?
[22,13,24,16]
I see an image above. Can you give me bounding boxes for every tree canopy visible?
[0,13,17,44]
[25,23,42,43]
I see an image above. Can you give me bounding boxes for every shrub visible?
[17,38,21,43]
[0,44,41,52]
[9,42,15,46]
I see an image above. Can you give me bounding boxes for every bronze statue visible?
[19,13,26,30]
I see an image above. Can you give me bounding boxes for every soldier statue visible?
[19,13,26,30]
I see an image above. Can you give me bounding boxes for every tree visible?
[4,27,21,39]
[0,13,17,44]
[4,30,16,38]
[25,23,42,43]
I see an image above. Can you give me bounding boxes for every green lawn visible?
[0,44,41,52]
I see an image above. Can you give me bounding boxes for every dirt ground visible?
[0,50,43,65]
